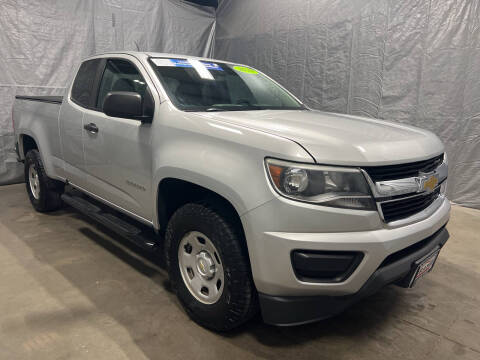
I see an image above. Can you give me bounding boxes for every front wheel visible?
[24,149,64,212]
[165,202,257,331]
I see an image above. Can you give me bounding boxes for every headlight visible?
[265,158,375,210]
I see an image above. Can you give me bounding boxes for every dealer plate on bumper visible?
[408,248,440,287]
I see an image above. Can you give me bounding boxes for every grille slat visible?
[381,188,440,222]
[364,154,443,182]
[383,202,431,216]
[382,195,434,211]
[383,203,431,218]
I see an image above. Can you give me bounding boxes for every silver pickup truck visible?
[13,51,450,330]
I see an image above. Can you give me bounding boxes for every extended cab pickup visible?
[13,52,450,330]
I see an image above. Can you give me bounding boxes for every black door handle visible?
[84,123,99,134]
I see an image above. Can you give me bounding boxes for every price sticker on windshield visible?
[152,58,224,71]
[233,66,258,74]
[203,62,223,71]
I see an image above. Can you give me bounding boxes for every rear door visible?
[60,58,104,189]
[82,57,154,222]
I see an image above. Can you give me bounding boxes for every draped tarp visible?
[2,0,479,209]
[0,0,215,185]
[214,0,480,209]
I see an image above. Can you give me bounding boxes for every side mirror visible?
[103,91,152,122]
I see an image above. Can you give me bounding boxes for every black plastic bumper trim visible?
[259,226,449,326]
[291,250,364,283]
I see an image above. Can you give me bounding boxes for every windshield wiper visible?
[205,104,265,112]
[205,107,227,112]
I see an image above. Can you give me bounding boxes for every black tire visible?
[165,202,257,331]
[24,149,64,212]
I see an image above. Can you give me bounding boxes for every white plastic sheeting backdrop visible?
[214,0,480,209]
[0,0,215,185]
[1,0,479,209]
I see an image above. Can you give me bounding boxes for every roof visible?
[87,51,229,64]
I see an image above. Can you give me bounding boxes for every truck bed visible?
[13,94,64,180]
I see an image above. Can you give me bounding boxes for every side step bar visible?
[61,193,157,251]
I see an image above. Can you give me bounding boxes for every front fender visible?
[154,166,250,218]
[150,110,314,230]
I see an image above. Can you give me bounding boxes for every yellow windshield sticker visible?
[233,65,258,74]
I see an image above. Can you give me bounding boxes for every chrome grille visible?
[380,187,441,223]
[364,154,444,182]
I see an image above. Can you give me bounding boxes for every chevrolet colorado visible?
[13,52,450,330]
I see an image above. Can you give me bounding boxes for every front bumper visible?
[241,195,450,297]
[259,226,449,325]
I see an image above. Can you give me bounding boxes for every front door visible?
[82,57,154,222]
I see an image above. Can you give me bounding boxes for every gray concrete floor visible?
[0,183,479,360]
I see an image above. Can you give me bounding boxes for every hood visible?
[194,110,444,166]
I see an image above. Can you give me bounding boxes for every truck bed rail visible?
[15,95,63,104]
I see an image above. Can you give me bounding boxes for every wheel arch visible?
[18,133,39,160]
[155,176,247,241]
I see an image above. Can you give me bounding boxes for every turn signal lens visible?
[268,164,283,188]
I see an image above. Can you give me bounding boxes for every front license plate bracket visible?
[407,247,441,288]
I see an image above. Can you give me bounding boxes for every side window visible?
[71,59,101,107]
[96,59,147,109]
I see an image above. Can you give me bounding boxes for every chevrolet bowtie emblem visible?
[422,174,438,193]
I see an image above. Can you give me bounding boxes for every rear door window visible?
[71,59,102,108]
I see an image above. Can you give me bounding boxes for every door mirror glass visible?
[103,91,143,120]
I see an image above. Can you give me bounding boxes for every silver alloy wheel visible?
[28,164,40,200]
[178,231,224,304]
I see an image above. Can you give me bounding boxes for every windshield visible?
[150,58,305,112]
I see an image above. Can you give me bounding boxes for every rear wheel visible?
[165,202,257,331]
[24,150,64,212]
